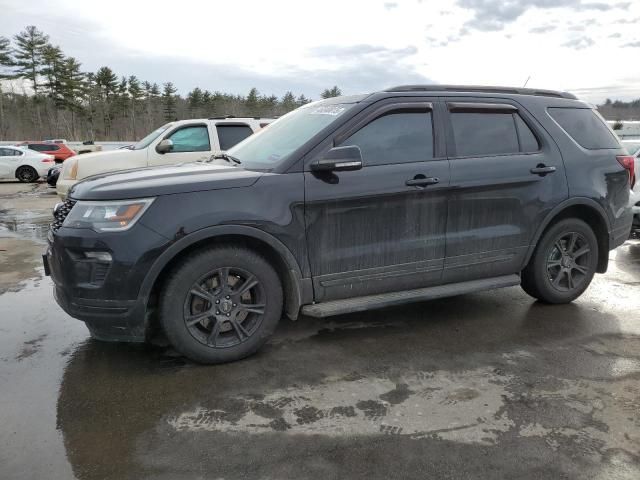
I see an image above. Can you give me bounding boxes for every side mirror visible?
[311,145,363,172]
[155,139,173,154]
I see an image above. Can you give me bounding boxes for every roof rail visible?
[385,84,577,100]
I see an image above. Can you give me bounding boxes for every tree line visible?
[1,25,637,141]
[0,26,343,141]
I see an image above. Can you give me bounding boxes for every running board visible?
[301,274,520,318]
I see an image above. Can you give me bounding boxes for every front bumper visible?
[44,220,169,342]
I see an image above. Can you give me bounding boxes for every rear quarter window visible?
[548,107,620,150]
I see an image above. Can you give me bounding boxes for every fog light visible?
[84,251,112,262]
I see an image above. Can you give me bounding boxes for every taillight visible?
[41,157,54,163]
[617,155,635,188]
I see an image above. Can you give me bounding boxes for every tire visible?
[159,246,283,364]
[521,218,598,304]
[16,166,39,183]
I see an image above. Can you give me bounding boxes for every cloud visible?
[614,16,640,24]
[608,32,622,38]
[308,44,418,60]
[622,41,640,48]
[458,0,630,32]
[529,25,556,33]
[561,36,595,49]
[383,2,398,9]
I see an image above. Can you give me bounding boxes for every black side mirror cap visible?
[311,145,363,172]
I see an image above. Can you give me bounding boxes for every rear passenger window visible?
[217,124,253,150]
[450,112,519,157]
[340,111,434,166]
[548,107,619,149]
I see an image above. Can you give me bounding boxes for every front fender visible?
[138,224,312,320]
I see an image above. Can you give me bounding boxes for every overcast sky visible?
[1,0,639,103]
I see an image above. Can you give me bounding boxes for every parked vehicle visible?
[44,85,634,364]
[47,164,63,188]
[75,140,103,155]
[56,117,273,199]
[16,141,76,163]
[0,145,54,182]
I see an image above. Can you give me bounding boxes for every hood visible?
[68,162,263,201]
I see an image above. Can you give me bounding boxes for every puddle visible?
[0,209,51,243]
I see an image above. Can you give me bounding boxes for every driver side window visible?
[339,110,434,166]
[167,126,211,152]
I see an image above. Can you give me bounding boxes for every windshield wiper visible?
[211,153,242,165]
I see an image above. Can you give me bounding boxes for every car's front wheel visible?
[159,246,283,364]
[521,218,598,304]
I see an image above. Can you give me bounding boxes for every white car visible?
[56,117,273,199]
[0,146,55,183]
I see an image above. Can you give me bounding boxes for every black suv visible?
[44,85,635,364]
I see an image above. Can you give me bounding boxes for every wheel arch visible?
[141,225,311,324]
[525,198,611,273]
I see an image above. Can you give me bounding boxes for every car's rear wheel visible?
[159,246,283,364]
[16,166,39,183]
[521,218,598,303]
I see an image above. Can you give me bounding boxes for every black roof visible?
[385,84,577,100]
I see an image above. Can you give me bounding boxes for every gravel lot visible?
[1,181,639,480]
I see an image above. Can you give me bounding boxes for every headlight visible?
[63,159,78,180]
[62,198,154,232]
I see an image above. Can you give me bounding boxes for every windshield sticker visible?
[309,105,347,116]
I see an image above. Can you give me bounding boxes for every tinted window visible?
[340,111,434,166]
[46,144,60,151]
[548,107,619,149]
[514,114,540,152]
[217,124,253,150]
[451,112,519,157]
[29,144,49,152]
[0,148,12,156]
[167,125,210,152]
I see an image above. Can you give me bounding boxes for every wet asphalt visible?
[0,181,639,480]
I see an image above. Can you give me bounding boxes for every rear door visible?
[215,123,254,153]
[304,98,450,301]
[443,99,567,283]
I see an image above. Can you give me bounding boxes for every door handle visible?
[406,175,439,187]
[530,165,556,176]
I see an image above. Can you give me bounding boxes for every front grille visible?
[51,199,76,232]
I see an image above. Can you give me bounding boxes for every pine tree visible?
[0,36,14,139]
[95,66,118,99]
[13,26,49,95]
[0,36,13,77]
[162,82,177,121]
[245,87,259,114]
[41,44,65,106]
[296,94,311,107]
[187,87,203,116]
[320,86,342,99]
[281,91,296,111]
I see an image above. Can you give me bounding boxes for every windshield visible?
[227,102,354,167]
[133,123,172,150]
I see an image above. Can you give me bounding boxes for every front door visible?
[442,99,568,283]
[304,99,450,302]
[149,123,212,166]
